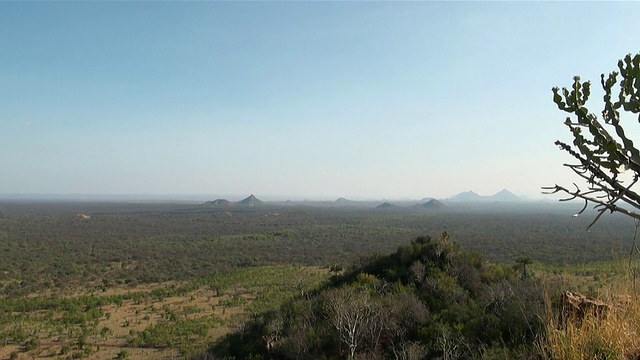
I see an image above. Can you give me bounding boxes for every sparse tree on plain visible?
[516,256,532,279]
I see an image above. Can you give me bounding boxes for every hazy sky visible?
[2,2,640,200]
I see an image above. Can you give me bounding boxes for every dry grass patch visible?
[542,270,640,359]
[0,265,329,359]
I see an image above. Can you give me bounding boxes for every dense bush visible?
[208,233,545,359]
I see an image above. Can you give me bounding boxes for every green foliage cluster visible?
[209,233,545,359]
[547,52,640,227]
[128,316,222,356]
[0,294,105,350]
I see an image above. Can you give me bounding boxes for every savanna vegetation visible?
[0,199,637,359]
[0,200,635,297]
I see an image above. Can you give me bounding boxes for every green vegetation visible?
[546,52,640,227]
[0,198,637,358]
[0,259,328,359]
[209,233,544,359]
[0,201,635,296]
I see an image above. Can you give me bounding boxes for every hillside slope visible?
[208,233,544,359]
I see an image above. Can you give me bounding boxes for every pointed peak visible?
[416,199,446,209]
[490,189,520,201]
[449,190,481,201]
[237,194,263,206]
[376,202,397,209]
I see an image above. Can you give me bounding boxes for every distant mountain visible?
[376,202,397,209]
[202,199,233,207]
[489,189,520,201]
[236,194,263,206]
[416,199,446,209]
[449,189,521,202]
[449,190,481,202]
[334,197,357,206]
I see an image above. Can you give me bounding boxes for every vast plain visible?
[0,198,637,359]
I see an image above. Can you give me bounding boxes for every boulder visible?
[560,291,609,326]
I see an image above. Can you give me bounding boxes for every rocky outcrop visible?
[560,291,609,326]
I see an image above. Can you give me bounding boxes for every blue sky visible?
[2,2,640,200]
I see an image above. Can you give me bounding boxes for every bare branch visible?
[549,61,640,228]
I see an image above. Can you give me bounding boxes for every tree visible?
[544,53,640,228]
[515,256,532,279]
[322,286,376,359]
[329,264,343,278]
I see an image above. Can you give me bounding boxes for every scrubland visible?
[0,200,638,359]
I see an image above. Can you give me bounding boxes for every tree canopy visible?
[544,53,640,228]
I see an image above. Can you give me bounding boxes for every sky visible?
[1,1,640,201]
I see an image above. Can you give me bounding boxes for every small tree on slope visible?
[544,53,640,228]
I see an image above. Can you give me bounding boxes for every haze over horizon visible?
[3,2,640,200]
[0,188,525,203]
